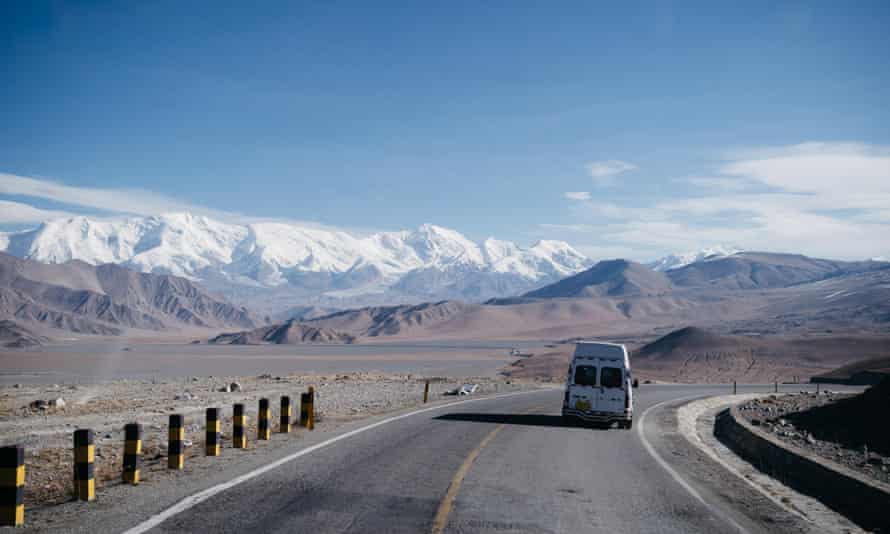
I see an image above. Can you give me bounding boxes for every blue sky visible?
[2,1,889,260]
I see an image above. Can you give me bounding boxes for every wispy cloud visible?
[681,176,751,191]
[564,191,591,201]
[0,173,216,217]
[539,223,597,232]
[0,172,351,232]
[550,142,890,261]
[585,160,637,186]
[0,200,75,225]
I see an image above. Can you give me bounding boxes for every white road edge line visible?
[123,388,554,534]
[637,395,751,534]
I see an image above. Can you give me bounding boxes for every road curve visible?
[137,385,808,534]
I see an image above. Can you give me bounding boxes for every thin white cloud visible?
[564,191,592,201]
[0,172,364,233]
[539,223,597,232]
[0,200,76,225]
[682,176,751,191]
[0,173,208,217]
[585,160,637,186]
[719,142,890,197]
[559,142,890,261]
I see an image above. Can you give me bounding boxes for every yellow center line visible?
[430,407,542,534]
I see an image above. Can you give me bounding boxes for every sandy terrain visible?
[0,372,536,508]
[0,339,542,385]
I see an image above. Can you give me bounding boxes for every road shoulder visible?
[641,394,830,534]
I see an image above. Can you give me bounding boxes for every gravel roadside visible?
[736,391,890,486]
[0,373,538,511]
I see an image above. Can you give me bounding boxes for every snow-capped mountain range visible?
[647,245,742,272]
[0,213,592,309]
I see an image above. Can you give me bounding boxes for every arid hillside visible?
[0,252,256,338]
[504,327,890,384]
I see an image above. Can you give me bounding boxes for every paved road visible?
[136,385,821,534]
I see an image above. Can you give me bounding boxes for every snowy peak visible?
[0,213,592,307]
[649,245,742,272]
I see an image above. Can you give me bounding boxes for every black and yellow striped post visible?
[280,396,292,434]
[233,403,247,449]
[258,398,270,441]
[423,380,430,403]
[300,387,315,430]
[73,429,95,501]
[0,444,24,526]
[122,423,142,485]
[168,414,185,470]
[205,408,221,457]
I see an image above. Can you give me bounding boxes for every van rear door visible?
[598,365,625,414]
[569,361,598,412]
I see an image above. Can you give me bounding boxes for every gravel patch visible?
[736,391,890,486]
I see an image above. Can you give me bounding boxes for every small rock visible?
[174,392,195,401]
[218,385,231,393]
[48,397,65,408]
[751,419,762,426]
[806,433,816,444]
[229,382,242,392]
[257,374,272,380]
[104,433,112,439]
[29,399,48,410]
[13,384,21,389]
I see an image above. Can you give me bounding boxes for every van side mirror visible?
[632,379,639,388]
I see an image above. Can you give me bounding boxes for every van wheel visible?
[624,420,633,429]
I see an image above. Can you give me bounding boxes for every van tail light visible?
[625,391,630,410]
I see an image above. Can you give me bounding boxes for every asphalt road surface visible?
[111,384,829,534]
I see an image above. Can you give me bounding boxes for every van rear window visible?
[573,365,597,386]
[601,367,623,388]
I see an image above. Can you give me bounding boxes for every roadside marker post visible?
[233,404,247,448]
[168,414,185,470]
[280,396,292,434]
[300,388,315,430]
[258,398,271,441]
[423,381,430,403]
[73,429,95,501]
[732,381,737,395]
[0,444,24,526]
[774,381,778,393]
[205,408,221,457]
[123,423,142,485]
[816,383,820,394]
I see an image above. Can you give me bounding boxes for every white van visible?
[562,341,634,429]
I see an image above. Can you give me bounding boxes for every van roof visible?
[574,341,625,348]
[572,341,630,367]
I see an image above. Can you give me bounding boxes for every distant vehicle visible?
[562,341,634,429]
